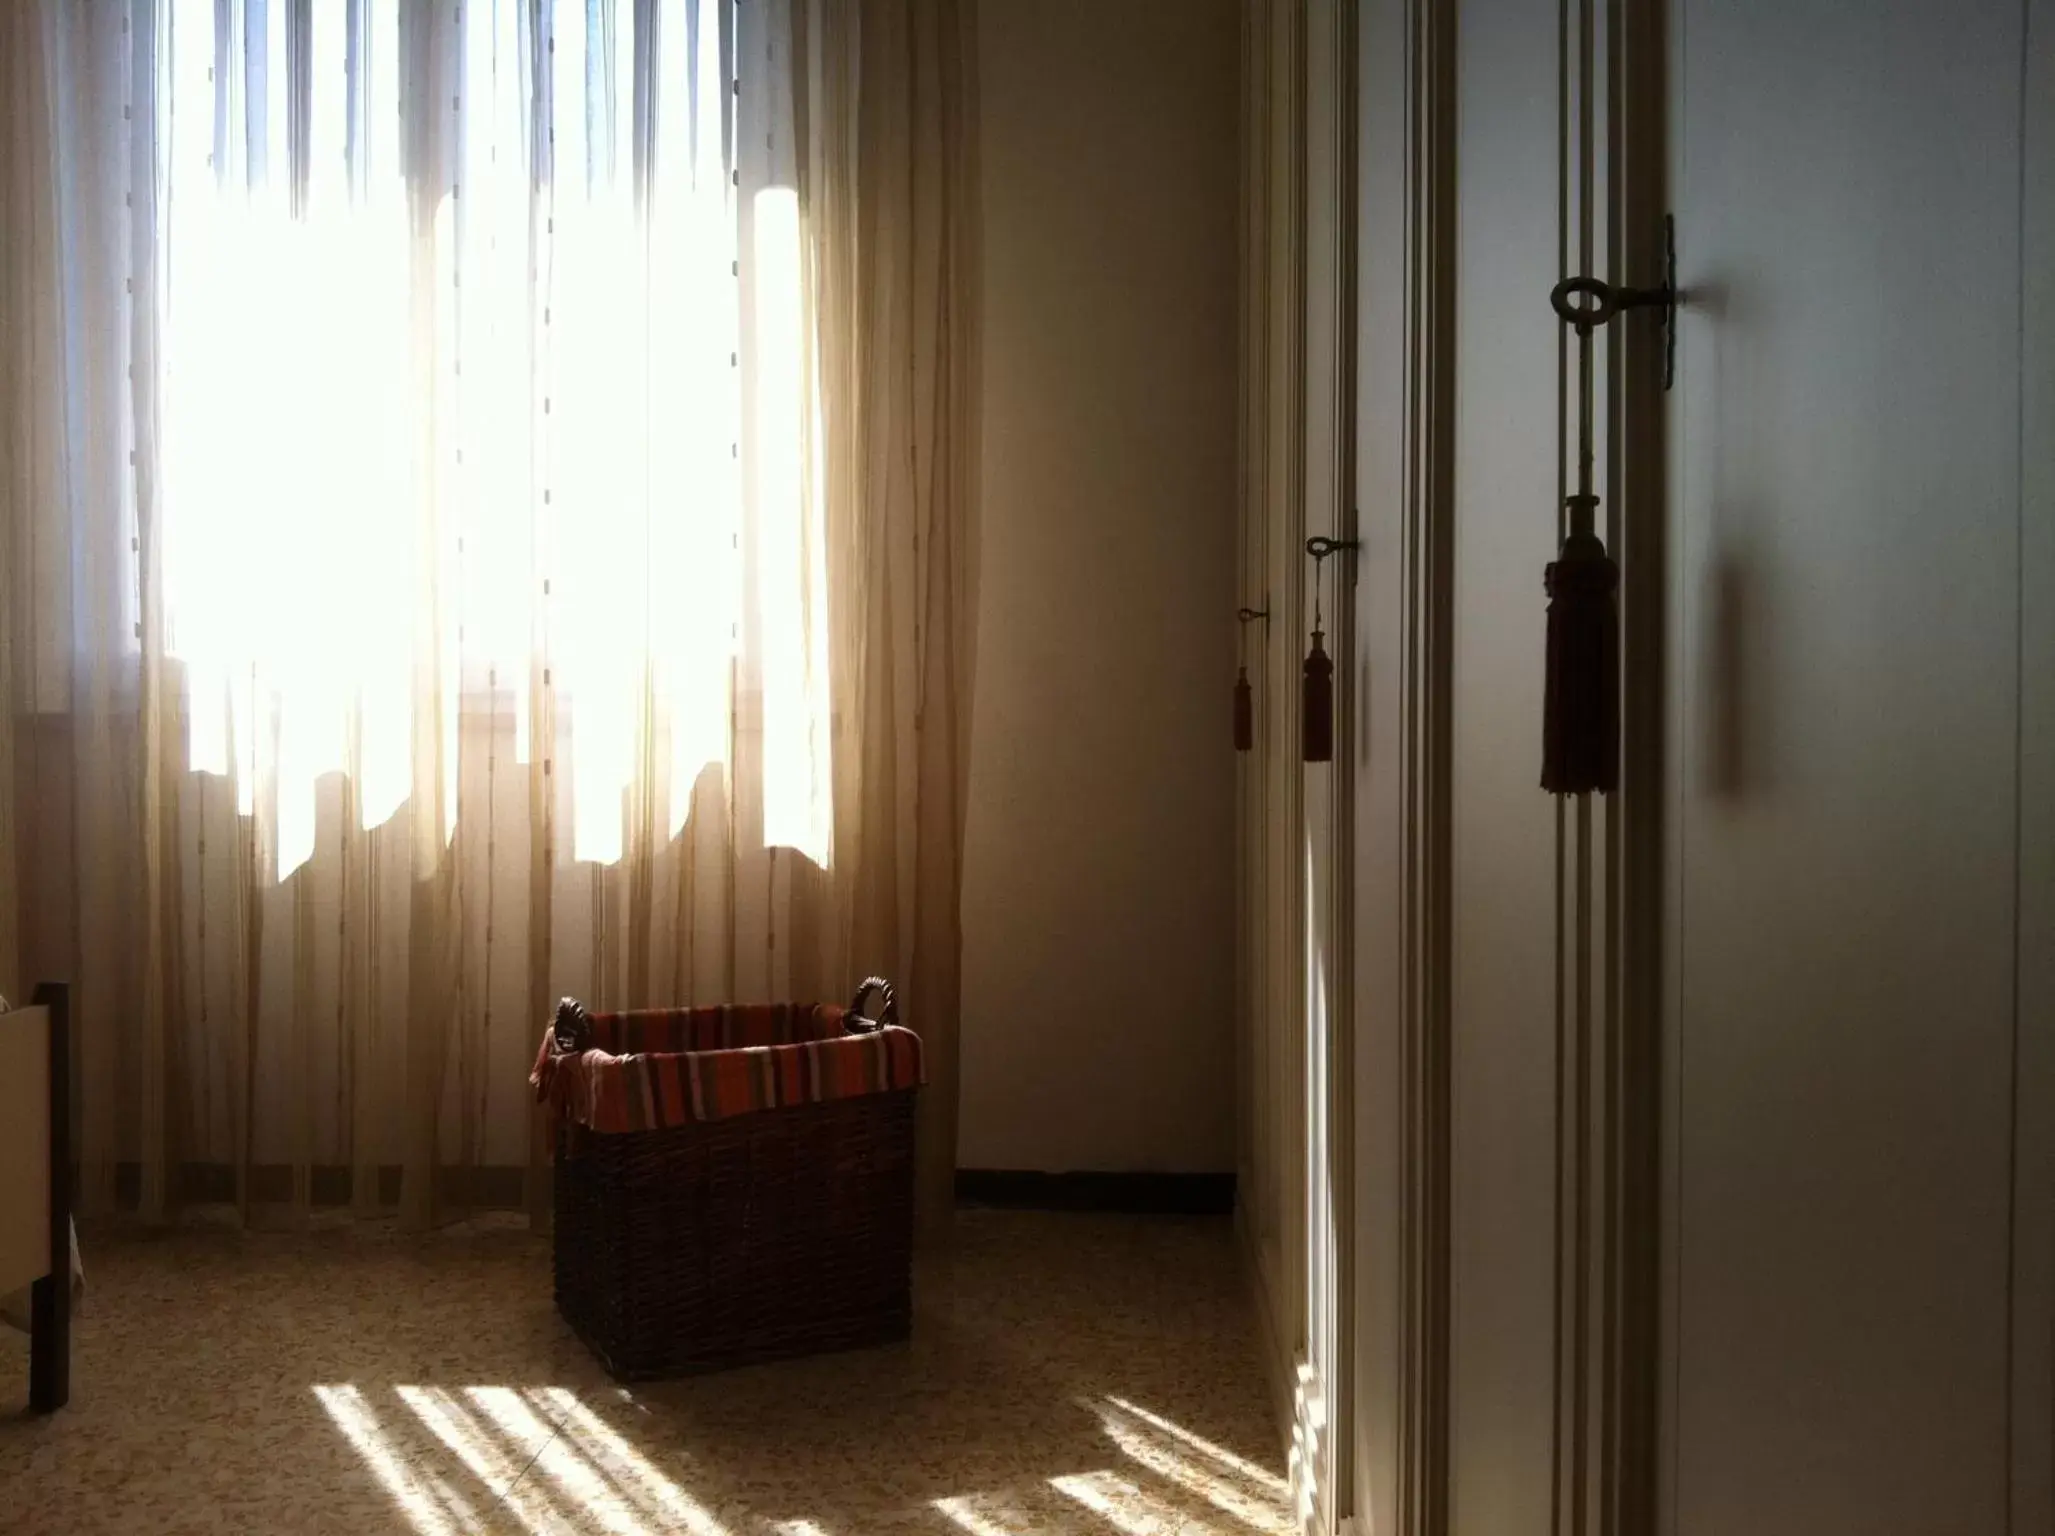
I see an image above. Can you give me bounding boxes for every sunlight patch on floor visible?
[1051,1470,1221,1535]
[314,1383,717,1536]
[932,1493,1024,1536]
[396,1385,547,1505]
[313,1384,480,1536]
[317,1383,1293,1536]
[1290,1365,1325,1530]
[470,1386,662,1536]
[414,1384,597,1534]
[524,1385,732,1535]
[1089,1398,1296,1533]
[1103,1394,1292,1496]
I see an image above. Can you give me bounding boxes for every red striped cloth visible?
[530,1004,923,1135]
[585,1002,847,1055]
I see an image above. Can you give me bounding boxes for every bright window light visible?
[151,0,829,879]
[751,185,832,866]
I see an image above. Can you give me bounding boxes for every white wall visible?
[959,0,1242,1174]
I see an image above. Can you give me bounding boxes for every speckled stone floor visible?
[0,1209,1291,1535]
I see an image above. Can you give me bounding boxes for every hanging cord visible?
[1577,271,1595,520]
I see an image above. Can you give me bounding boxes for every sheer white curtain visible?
[0,0,975,1232]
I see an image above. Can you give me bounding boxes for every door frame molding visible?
[1235,0,1314,1469]
[2008,0,2052,1524]
[1610,4,1667,1532]
[1350,1,1667,1532]
[1344,0,1455,1529]
[1323,0,1363,1524]
[1237,6,1367,1530]
[1551,1,1668,1532]
[1392,0,1456,1532]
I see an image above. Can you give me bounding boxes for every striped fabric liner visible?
[532,1018,923,1134]
[586,1003,850,1056]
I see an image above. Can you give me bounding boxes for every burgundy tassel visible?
[1234,667,1254,752]
[1303,630,1334,763]
[1541,502,1619,794]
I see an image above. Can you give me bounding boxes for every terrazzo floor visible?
[0,1209,1293,1535]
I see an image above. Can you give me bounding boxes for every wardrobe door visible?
[1666,1,2042,1530]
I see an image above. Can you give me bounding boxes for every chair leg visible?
[30,981,71,1415]
[28,1272,67,1413]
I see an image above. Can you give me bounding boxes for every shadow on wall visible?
[1700,535,1776,803]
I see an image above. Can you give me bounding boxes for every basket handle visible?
[846,977,898,1033]
[553,996,592,1051]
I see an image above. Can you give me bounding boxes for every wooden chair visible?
[0,982,70,1413]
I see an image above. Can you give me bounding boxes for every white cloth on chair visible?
[0,1220,83,1334]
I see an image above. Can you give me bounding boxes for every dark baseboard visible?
[111,1161,530,1213]
[954,1169,1235,1216]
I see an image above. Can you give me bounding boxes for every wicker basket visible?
[548,980,917,1379]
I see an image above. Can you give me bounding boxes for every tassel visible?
[1541,497,1620,794]
[1302,630,1334,763]
[1233,606,1270,753]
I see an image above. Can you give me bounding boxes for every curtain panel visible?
[0,0,977,1234]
